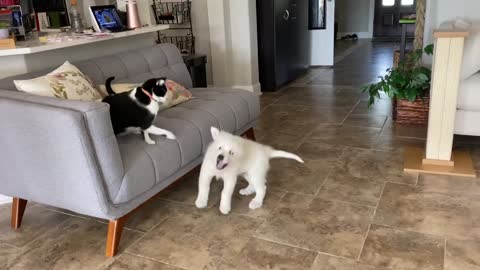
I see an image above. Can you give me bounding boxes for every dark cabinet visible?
[257,0,310,91]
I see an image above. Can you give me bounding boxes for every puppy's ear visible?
[211,127,220,140]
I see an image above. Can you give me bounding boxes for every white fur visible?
[127,86,176,144]
[195,127,304,214]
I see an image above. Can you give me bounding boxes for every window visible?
[382,0,395,6]
[401,0,414,5]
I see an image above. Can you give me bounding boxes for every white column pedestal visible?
[404,30,476,177]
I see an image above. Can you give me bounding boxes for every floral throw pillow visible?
[14,61,102,101]
[165,79,192,107]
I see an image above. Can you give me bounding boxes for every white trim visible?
[0,195,11,205]
[337,32,373,39]
[231,82,261,94]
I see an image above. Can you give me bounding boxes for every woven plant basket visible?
[392,95,429,125]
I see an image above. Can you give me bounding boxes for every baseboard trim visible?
[231,83,262,94]
[337,32,373,39]
[0,195,11,205]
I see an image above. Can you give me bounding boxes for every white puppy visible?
[195,127,304,214]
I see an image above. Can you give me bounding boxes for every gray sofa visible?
[0,44,260,256]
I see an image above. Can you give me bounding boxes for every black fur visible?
[102,76,168,135]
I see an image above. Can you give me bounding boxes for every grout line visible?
[340,100,361,125]
[123,252,189,270]
[443,237,447,270]
[357,181,386,261]
[371,223,447,239]
[313,168,333,197]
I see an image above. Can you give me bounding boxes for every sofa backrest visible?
[0,43,193,91]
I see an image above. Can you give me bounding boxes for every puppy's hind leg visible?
[145,125,176,140]
[219,174,237,215]
[248,171,267,210]
[195,166,214,209]
[239,174,255,196]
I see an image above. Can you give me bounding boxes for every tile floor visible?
[2,41,480,270]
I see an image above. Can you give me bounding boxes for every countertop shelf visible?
[0,24,170,57]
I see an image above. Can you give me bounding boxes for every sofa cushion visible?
[112,87,260,204]
[457,71,480,111]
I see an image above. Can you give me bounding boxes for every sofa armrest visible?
[0,90,124,219]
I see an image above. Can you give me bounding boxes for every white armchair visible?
[455,21,480,136]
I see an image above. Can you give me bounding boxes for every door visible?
[373,0,416,38]
[274,0,295,87]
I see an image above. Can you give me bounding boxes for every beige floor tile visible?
[124,199,176,233]
[352,100,393,117]
[268,158,331,195]
[343,114,387,128]
[204,237,317,270]
[101,253,181,270]
[0,203,69,248]
[374,182,480,240]
[6,217,143,270]
[296,139,345,166]
[160,171,223,208]
[335,147,418,185]
[127,207,261,269]
[317,169,385,206]
[256,130,307,153]
[0,243,21,269]
[360,225,444,270]
[255,193,374,258]
[310,124,381,149]
[372,135,425,152]
[417,174,480,196]
[445,238,480,270]
[275,95,359,109]
[311,253,378,270]
[229,183,286,219]
[380,118,427,139]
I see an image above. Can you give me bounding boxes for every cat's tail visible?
[269,150,304,163]
[105,77,116,95]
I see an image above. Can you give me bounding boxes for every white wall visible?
[423,0,480,64]
[424,0,480,46]
[335,0,375,39]
[206,0,259,92]
[311,0,335,66]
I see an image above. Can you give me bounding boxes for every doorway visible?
[373,0,416,38]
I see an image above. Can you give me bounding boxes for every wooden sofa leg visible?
[11,198,27,230]
[106,216,128,257]
[244,128,256,141]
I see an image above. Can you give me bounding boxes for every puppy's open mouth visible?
[216,160,228,170]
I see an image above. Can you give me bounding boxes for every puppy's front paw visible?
[219,204,231,215]
[165,132,176,140]
[249,199,263,210]
[195,197,208,209]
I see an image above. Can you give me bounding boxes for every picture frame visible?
[309,0,326,30]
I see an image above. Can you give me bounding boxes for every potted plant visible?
[0,22,10,39]
[363,44,434,125]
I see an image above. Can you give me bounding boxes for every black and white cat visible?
[102,76,176,144]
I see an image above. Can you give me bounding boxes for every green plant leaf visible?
[424,44,434,55]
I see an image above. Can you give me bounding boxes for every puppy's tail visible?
[270,150,304,163]
[105,76,116,96]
